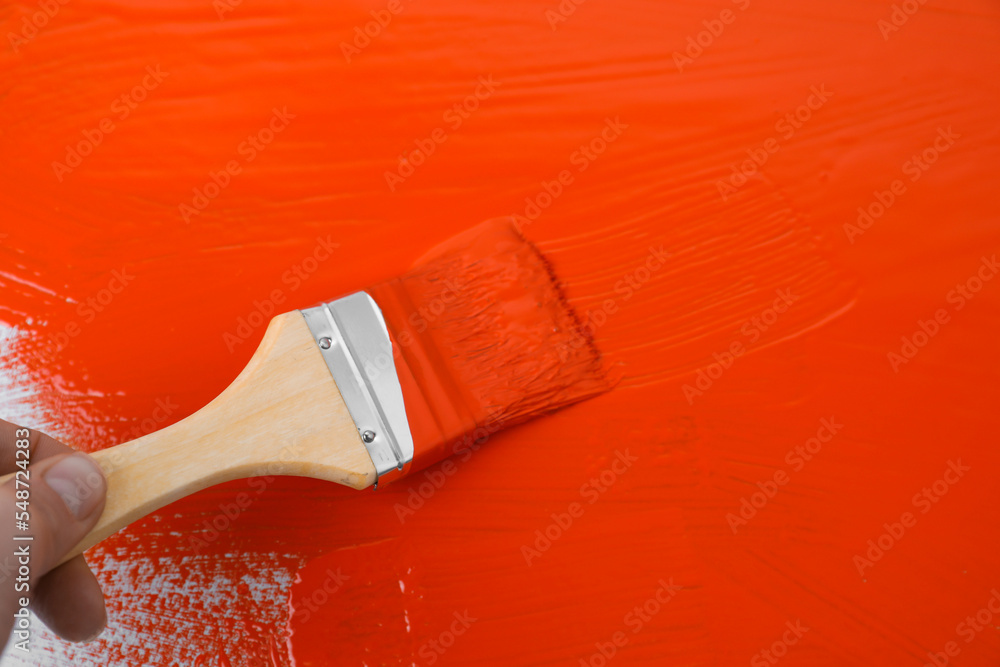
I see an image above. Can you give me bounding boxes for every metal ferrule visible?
[300,292,414,488]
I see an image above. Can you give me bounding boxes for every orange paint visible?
[2,0,999,665]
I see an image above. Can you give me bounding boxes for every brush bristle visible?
[367,219,610,471]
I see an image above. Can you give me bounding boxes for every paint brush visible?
[62,219,609,561]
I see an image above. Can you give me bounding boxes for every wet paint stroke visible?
[1,0,999,665]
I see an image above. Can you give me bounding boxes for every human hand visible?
[0,419,108,653]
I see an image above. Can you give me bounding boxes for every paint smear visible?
[1,0,999,665]
[287,538,419,666]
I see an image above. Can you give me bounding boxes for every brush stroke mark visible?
[1,0,999,665]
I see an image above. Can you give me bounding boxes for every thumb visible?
[2,453,107,579]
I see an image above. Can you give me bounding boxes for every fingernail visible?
[79,622,107,643]
[44,455,106,520]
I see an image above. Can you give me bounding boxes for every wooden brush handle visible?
[61,311,376,563]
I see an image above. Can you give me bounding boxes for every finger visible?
[0,419,75,476]
[30,555,107,642]
[0,428,109,650]
[0,452,107,579]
